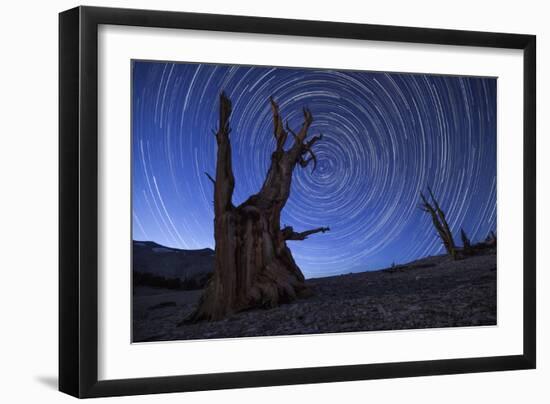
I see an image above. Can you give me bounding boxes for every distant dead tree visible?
[419,186,458,260]
[190,93,329,322]
[461,228,471,254]
[484,231,497,247]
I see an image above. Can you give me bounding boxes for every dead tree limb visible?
[420,187,457,260]
[282,226,330,241]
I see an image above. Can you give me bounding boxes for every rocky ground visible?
[132,250,496,342]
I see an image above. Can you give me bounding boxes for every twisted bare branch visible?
[282,226,330,241]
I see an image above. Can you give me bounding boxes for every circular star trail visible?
[132,61,496,278]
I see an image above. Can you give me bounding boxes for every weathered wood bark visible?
[420,187,457,260]
[190,93,329,322]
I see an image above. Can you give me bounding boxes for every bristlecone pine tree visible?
[190,93,330,322]
[419,186,457,260]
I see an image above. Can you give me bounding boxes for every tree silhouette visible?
[460,228,471,254]
[190,93,329,321]
[419,186,457,260]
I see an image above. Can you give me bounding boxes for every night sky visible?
[132,60,496,278]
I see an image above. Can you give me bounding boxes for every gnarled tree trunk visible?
[190,93,329,322]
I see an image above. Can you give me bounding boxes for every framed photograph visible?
[59,6,536,398]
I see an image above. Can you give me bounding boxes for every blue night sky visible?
[132,60,496,278]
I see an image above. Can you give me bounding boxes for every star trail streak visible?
[132,61,497,278]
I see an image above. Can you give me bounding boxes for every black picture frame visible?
[59,5,536,398]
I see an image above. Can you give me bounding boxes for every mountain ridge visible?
[132,240,214,289]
